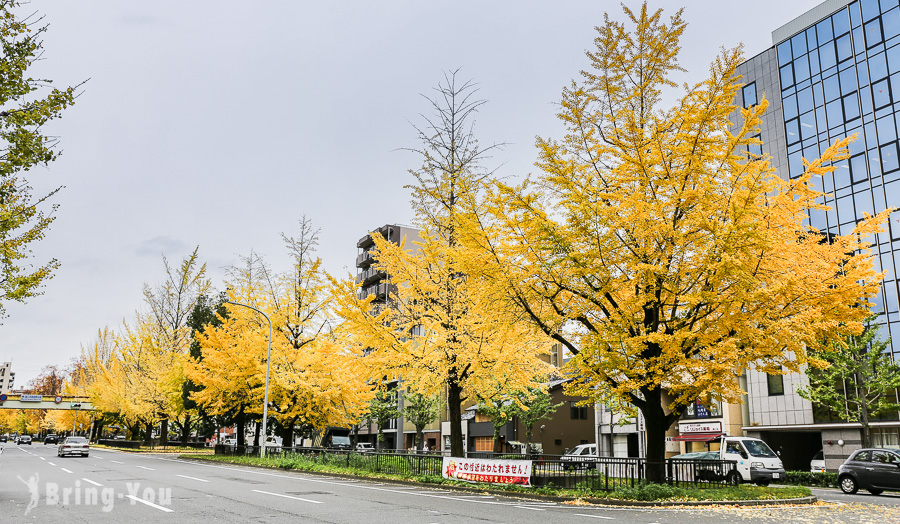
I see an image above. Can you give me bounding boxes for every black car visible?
[43,434,59,445]
[839,448,900,495]
[0,435,7,442]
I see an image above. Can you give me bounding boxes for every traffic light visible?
[70,403,82,409]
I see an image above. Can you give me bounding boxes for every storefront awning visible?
[671,432,723,442]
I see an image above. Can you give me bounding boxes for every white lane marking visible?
[251,489,323,504]
[176,474,209,483]
[94,456,103,460]
[574,515,615,520]
[39,457,46,461]
[125,495,173,513]
[48,462,56,466]
[136,465,155,471]
[60,468,73,474]
[110,460,124,464]
[515,505,546,511]
[82,478,103,487]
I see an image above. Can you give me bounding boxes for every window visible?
[818,18,834,45]
[821,41,838,70]
[797,86,814,113]
[777,40,793,65]
[742,82,758,108]
[885,8,900,41]
[866,18,884,48]
[781,64,795,88]
[682,398,722,419]
[837,34,854,62]
[792,32,808,58]
[786,118,801,145]
[870,52,889,81]
[873,78,892,108]
[570,402,588,420]
[843,93,861,121]
[766,372,785,396]
[882,142,900,172]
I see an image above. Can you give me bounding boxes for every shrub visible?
[611,482,681,501]
[784,470,837,488]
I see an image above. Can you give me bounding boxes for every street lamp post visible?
[224,300,273,459]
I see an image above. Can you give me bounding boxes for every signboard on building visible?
[442,456,531,487]
[679,421,722,434]
[19,394,42,402]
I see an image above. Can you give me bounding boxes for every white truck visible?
[711,436,786,486]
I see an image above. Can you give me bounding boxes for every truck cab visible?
[718,436,785,486]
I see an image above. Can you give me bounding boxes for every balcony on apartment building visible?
[356,266,386,285]
[357,282,396,301]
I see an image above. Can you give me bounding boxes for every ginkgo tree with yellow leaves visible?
[466,3,892,483]
[333,72,553,457]
[187,220,370,447]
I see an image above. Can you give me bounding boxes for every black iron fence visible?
[213,445,737,490]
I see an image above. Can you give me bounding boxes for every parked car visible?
[0,434,7,442]
[561,443,598,470]
[58,436,90,457]
[356,442,375,453]
[839,448,900,495]
[17,435,32,445]
[221,438,238,447]
[810,449,826,473]
[43,434,59,445]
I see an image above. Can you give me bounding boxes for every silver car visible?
[58,436,90,457]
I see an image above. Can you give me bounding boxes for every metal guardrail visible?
[213,446,738,490]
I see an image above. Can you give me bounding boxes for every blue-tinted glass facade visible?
[773,0,900,358]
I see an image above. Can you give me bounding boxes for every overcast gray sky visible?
[2,0,824,385]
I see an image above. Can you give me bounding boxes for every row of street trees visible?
[10,3,895,486]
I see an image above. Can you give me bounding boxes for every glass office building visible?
[736,0,900,470]
[739,0,900,357]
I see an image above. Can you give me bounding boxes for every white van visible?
[717,436,785,486]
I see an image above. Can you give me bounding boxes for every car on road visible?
[810,449,826,473]
[58,436,90,457]
[0,434,7,442]
[43,434,59,445]
[356,442,375,453]
[17,435,32,445]
[561,443,598,470]
[838,448,900,495]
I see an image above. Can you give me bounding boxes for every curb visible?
[174,455,818,508]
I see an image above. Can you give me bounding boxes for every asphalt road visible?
[2,442,899,523]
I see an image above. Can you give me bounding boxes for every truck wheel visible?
[726,471,741,486]
[839,475,858,494]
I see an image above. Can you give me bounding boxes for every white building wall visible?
[746,366,814,428]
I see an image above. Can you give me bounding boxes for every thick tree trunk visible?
[236,408,246,446]
[448,378,464,457]
[180,413,191,444]
[252,421,261,447]
[640,386,674,484]
[493,424,502,453]
[144,422,153,445]
[279,417,296,448]
[416,427,424,451]
[160,418,169,444]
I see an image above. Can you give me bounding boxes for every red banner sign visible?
[442,456,531,487]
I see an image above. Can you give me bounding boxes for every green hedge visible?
[783,470,838,488]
